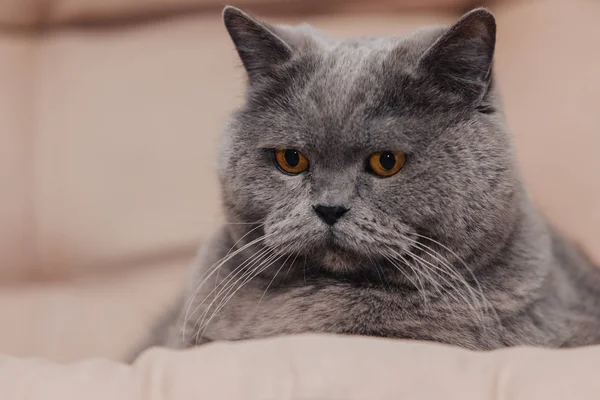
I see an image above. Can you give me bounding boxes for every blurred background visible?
[0,0,598,362]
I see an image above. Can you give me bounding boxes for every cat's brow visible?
[256,140,309,151]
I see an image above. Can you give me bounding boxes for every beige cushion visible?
[0,259,188,362]
[3,335,600,399]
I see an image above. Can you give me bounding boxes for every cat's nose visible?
[313,205,349,226]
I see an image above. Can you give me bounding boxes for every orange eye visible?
[368,151,406,177]
[274,149,309,174]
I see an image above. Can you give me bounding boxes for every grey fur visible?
[142,6,600,354]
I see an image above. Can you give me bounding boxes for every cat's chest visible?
[198,279,498,349]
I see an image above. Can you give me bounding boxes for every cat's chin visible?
[307,230,371,273]
[320,245,362,273]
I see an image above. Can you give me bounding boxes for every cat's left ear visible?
[418,8,496,104]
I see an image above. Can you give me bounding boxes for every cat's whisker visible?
[387,242,474,314]
[406,233,500,326]
[191,246,275,343]
[184,246,271,343]
[411,252,477,315]
[387,248,455,312]
[369,256,390,290]
[181,233,273,342]
[198,246,290,342]
[303,256,307,282]
[211,244,292,317]
[392,248,463,322]
[410,233,499,315]
[181,235,270,331]
[402,246,484,324]
[190,247,274,345]
[393,250,429,305]
[281,251,300,285]
[224,223,266,257]
[408,240,486,307]
[253,248,297,317]
[197,244,283,332]
[217,223,266,284]
[210,246,279,313]
[388,247,444,297]
[183,231,272,313]
[382,254,427,305]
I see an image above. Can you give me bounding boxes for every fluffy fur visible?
[143,6,600,353]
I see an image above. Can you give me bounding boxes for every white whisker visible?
[185,246,272,343]
[404,234,499,326]
[396,249,464,322]
[388,247,443,296]
[192,246,275,343]
[400,244,484,324]
[225,224,265,257]
[281,251,300,284]
[382,254,426,304]
[181,232,274,342]
[217,223,266,285]
[197,247,290,342]
[410,232,499,321]
[253,249,296,316]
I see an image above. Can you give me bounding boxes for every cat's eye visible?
[274,149,309,174]
[368,151,406,177]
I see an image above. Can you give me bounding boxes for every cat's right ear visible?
[223,6,293,83]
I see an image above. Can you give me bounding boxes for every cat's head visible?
[219,7,518,275]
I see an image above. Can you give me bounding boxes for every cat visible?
[140,6,600,354]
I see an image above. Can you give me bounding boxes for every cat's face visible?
[220,8,517,274]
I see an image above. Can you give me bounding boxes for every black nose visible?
[313,205,349,226]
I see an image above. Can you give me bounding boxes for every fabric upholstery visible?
[2,334,600,399]
[0,35,35,280]
[0,0,502,28]
[0,261,188,362]
[31,17,228,277]
[494,0,600,261]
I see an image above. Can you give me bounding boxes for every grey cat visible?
[141,6,600,354]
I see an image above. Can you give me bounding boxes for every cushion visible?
[1,334,600,399]
[0,260,188,361]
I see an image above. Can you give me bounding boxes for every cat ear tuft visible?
[418,8,496,104]
[223,6,293,83]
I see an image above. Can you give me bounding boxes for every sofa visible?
[1,0,600,397]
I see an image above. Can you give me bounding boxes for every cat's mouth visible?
[312,232,369,272]
[302,225,419,274]
[321,245,359,273]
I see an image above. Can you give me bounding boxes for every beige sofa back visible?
[0,0,486,28]
[1,15,233,280]
[0,35,35,280]
[1,0,599,282]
